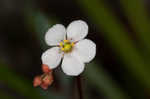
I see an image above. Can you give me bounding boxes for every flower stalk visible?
[77,75,83,99]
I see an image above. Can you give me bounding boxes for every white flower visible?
[41,20,96,76]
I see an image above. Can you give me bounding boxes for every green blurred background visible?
[0,0,150,99]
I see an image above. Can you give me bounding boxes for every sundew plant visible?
[0,0,150,99]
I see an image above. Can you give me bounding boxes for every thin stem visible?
[76,75,83,99]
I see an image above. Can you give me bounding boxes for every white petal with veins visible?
[41,47,62,69]
[61,53,85,76]
[67,20,88,42]
[45,24,66,46]
[72,39,96,63]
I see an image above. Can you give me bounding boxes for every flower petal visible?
[72,39,96,63]
[45,24,66,46]
[67,20,88,42]
[41,47,62,69]
[61,53,85,76]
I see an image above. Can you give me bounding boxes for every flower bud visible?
[33,76,42,87]
[40,83,48,90]
[42,74,53,86]
[42,64,52,73]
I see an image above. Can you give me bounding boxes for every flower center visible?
[59,40,74,53]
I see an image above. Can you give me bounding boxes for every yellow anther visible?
[59,40,75,53]
[61,47,65,51]
[59,42,63,47]
[64,40,69,43]
[71,42,74,47]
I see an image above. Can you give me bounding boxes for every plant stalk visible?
[76,75,83,99]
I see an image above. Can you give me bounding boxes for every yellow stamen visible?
[64,40,69,43]
[61,47,65,51]
[59,42,63,47]
[71,42,74,46]
[59,40,74,53]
